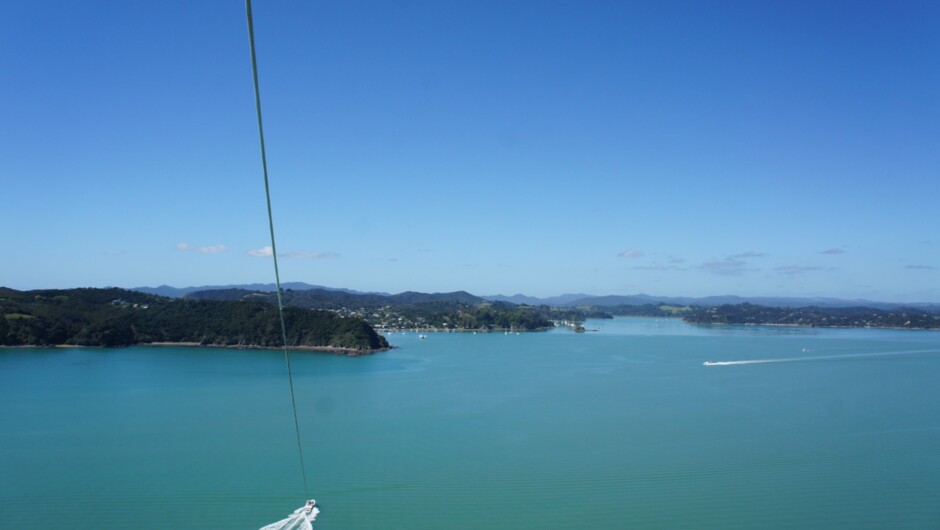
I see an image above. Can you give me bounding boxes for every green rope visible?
[245,0,309,497]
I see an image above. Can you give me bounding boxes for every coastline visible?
[147,342,395,355]
[685,321,940,332]
[0,342,394,355]
[376,326,556,333]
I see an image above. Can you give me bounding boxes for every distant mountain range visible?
[186,287,487,308]
[482,293,594,306]
[131,282,386,299]
[485,293,940,311]
[128,284,940,311]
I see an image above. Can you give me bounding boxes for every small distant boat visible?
[419,334,427,339]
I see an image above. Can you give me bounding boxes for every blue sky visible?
[3,1,938,302]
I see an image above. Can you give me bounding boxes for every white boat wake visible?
[259,500,320,530]
[703,349,940,367]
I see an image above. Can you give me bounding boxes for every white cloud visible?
[618,249,643,258]
[176,243,227,254]
[821,247,845,255]
[247,246,338,259]
[247,246,273,257]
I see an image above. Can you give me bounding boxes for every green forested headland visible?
[186,288,584,331]
[0,287,389,352]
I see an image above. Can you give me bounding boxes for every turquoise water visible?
[2,318,940,529]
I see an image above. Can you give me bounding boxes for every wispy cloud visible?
[247,246,338,259]
[667,256,685,264]
[774,265,839,278]
[247,246,273,257]
[618,249,643,258]
[632,263,685,271]
[698,258,752,276]
[905,264,938,270]
[775,264,829,276]
[821,247,845,255]
[697,251,769,276]
[176,243,227,254]
[282,251,339,260]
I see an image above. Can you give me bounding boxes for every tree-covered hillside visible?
[186,288,572,330]
[0,287,389,352]
[683,303,940,329]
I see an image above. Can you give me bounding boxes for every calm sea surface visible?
[2,318,939,529]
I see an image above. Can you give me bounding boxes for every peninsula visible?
[0,287,390,353]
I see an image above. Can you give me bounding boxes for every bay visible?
[2,317,939,529]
